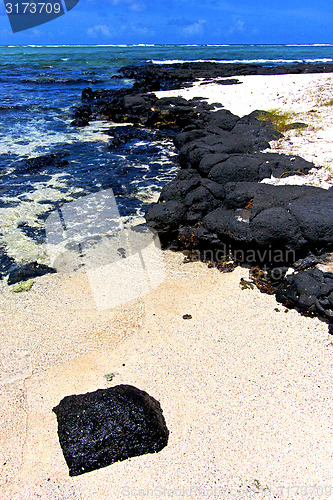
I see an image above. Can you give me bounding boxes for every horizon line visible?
[1,43,333,47]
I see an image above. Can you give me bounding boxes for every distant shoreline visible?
[1,43,333,46]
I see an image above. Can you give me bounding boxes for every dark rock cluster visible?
[145,103,333,325]
[71,104,92,127]
[7,262,56,285]
[73,61,333,129]
[276,267,333,321]
[18,151,70,172]
[53,385,169,476]
[145,106,332,257]
[74,86,220,130]
[115,61,333,92]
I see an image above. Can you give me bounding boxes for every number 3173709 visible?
[5,2,62,14]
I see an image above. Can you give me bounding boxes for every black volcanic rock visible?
[81,86,95,102]
[146,199,187,233]
[66,61,333,325]
[174,109,282,170]
[197,153,231,176]
[231,110,282,142]
[7,262,56,285]
[200,108,240,132]
[119,62,333,91]
[19,152,70,172]
[147,148,326,253]
[117,62,333,92]
[159,168,201,202]
[184,185,220,222]
[276,268,333,319]
[256,152,313,179]
[208,155,261,184]
[53,385,169,476]
[0,249,15,280]
[173,129,206,150]
[71,116,90,127]
[77,62,333,130]
[71,105,92,127]
[205,184,333,252]
[287,190,333,245]
[250,206,305,248]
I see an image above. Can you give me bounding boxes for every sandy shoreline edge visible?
[1,73,333,499]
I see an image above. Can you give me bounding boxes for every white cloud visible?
[129,23,155,36]
[32,29,45,36]
[87,24,112,37]
[228,19,245,35]
[182,19,206,36]
[110,0,146,12]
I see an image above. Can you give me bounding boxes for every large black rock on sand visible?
[276,267,333,320]
[53,385,169,476]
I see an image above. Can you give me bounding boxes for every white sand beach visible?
[1,74,333,499]
[157,73,333,188]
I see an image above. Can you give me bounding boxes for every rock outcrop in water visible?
[53,385,169,476]
[73,61,333,128]
[143,103,333,325]
[145,105,331,254]
[7,262,56,285]
[15,151,70,173]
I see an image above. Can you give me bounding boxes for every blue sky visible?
[0,0,332,45]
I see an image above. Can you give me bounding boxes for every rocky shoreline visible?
[70,62,333,331]
[72,61,333,126]
[4,62,333,330]
[143,105,333,327]
[116,61,333,93]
